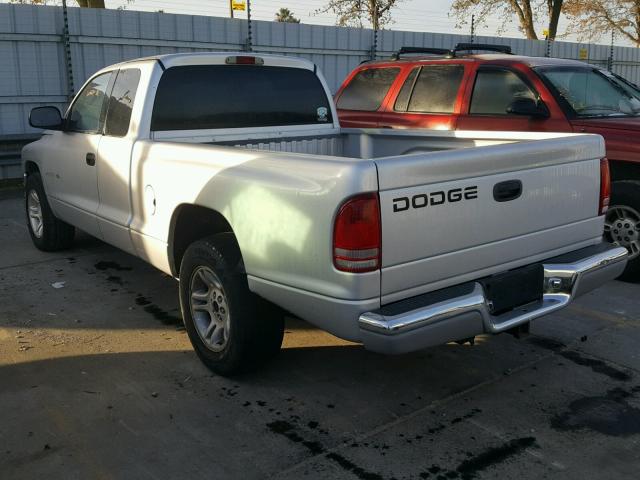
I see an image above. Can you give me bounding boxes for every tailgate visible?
[376,134,606,304]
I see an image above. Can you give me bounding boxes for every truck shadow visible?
[2,327,623,480]
[0,345,522,479]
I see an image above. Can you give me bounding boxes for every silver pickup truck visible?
[23,52,627,375]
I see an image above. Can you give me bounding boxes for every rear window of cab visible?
[151,65,333,131]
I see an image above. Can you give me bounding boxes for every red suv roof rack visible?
[390,43,513,61]
[453,43,512,55]
[391,47,452,60]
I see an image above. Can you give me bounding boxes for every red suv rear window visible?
[337,67,400,111]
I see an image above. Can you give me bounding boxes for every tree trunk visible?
[508,0,538,40]
[522,0,538,39]
[635,3,640,47]
[547,0,562,40]
[369,0,379,30]
[76,0,106,7]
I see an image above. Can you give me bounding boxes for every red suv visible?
[335,43,640,280]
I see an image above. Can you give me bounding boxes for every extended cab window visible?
[470,68,536,115]
[66,72,111,133]
[151,65,333,131]
[105,68,141,137]
[337,67,400,111]
[394,65,464,113]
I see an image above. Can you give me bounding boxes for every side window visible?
[66,72,112,133]
[470,69,536,115]
[394,68,419,112]
[105,69,141,137]
[396,65,464,113]
[336,67,400,111]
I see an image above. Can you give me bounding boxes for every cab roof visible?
[100,52,316,72]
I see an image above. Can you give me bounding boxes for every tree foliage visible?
[275,7,300,23]
[317,0,404,29]
[450,0,563,40]
[564,0,640,46]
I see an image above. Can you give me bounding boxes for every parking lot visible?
[2,185,640,480]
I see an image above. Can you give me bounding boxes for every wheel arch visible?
[168,204,238,278]
[609,159,640,183]
[24,160,40,176]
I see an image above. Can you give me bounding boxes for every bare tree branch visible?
[317,0,404,29]
[564,0,640,46]
[451,0,564,40]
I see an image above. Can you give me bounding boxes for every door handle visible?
[86,152,96,166]
[493,180,522,202]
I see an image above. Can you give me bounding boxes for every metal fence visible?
[2,3,640,139]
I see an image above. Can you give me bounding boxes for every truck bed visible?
[154,127,547,159]
[149,127,606,309]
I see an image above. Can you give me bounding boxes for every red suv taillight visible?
[599,158,611,215]
[333,193,381,273]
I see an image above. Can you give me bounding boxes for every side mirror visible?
[29,106,63,130]
[506,98,550,119]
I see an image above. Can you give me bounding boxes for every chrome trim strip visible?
[359,245,628,336]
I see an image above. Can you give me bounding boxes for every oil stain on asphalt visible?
[263,407,536,480]
[266,420,325,455]
[527,336,632,381]
[552,386,640,436]
[454,437,537,479]
[94,261,132,271]
[557,351,632,381]
[418,437,537,480]
[135,294,182,325]
[266,419,385,480]
[90,258,182,327]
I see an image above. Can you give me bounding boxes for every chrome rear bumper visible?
[359,243,628,354]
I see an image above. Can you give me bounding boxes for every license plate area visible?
[479,264,543,315]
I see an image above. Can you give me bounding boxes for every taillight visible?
[225,56,264,65]
[599,158,610,215]
[333,193,381,273]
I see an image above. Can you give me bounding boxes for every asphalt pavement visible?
[2,188,640,480]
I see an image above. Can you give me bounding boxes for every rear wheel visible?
[605,180,640,282]
[178,233,284,376]
[25,172,75,251]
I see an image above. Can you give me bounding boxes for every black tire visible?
[178,233,284,376]
[25,172,75,251]
[607,180,640,282]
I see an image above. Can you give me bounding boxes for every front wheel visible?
[25,172,75,251]
[178,233,284,376]
[605,180,640,282]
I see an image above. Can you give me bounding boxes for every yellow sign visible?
[232,0,246,11]
[578,48,588,60]
[542,28,549,37]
